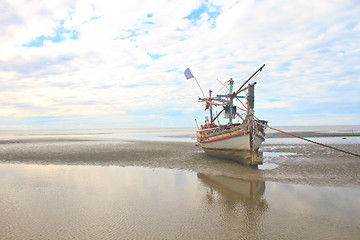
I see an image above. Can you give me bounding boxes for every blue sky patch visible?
[165,68,179,72]
[116,27,148,40]
[268,98,280,102]
[147,52,166,60]
[23,21,79,47]
[184,2,221,24]
[145,13,154,24]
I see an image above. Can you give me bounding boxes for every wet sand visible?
[2,164,359,240]
[1,130,360,239]
[0,131,359,187]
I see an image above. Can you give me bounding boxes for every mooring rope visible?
[255,120,360,158]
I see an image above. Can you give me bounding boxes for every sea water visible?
[0,125,359,142]
[0,128,196,143]
[265,125,360,134]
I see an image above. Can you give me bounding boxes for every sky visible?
[1,0,359,129]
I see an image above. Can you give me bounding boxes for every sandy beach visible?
[0,130,359,187]
[1,129,359,239]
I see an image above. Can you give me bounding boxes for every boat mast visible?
[234,64,265,95]
[247,82,255,118]
[209,90,214,123]
[248,82,256,153]
[207,64,265,126]
[228,78,234,125]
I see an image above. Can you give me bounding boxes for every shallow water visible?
[1,163,359,240]
[0,128,196,142]
[1,125,358,143]
[264,136,360,145]
[265,125,360,134]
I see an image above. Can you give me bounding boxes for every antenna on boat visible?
[184,67,206,98]
[194,119,200,130]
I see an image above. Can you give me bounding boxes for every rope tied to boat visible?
[254,120,360,158]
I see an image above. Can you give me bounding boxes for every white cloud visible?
[0,0,359,128]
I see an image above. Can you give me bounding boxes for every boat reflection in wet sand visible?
[198,173,265,202]
[198,173,269,236]
[198,172,268,230]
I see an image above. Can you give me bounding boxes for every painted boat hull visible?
[197,130,265,165]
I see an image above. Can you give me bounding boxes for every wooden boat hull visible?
[197,131,264,165]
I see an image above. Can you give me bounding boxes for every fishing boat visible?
[186,64,267,165]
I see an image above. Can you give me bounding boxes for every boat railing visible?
[197,125,249,139]
[196,127,220,133]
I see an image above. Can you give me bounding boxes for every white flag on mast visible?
[184,68,194,80]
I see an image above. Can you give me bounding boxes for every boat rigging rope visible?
[255,120,360,158]
[215,79,229,95]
